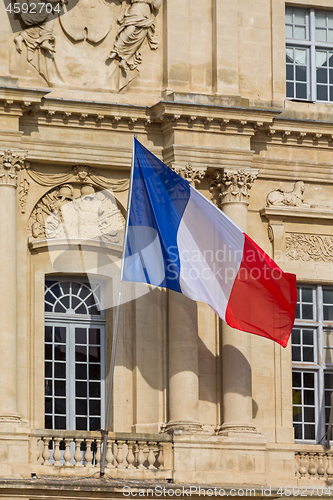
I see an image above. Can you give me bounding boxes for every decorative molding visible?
[286,233,333,262]
[266,181,310,208]
[209,168,259,207]
[0,149,27,187]
[172,164,207,187]
[29,183,124,243]
[19,165,129,214]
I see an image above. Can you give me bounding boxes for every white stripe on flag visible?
[177,187,245,320]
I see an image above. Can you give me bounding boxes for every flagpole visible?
[100,135,136,477]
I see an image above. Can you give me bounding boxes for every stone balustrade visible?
[30,430,172,478]
[295,446,333,480]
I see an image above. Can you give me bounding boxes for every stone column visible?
[0,149,26,423]
[163,290,202,434]
[211,168,259,435]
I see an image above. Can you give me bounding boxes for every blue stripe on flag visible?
[123,139,191,292]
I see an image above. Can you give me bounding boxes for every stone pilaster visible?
[0,149,26,423]
[210,167,260,436]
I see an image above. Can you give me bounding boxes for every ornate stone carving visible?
[266,181,309,208]
[209,168,258,207]
[107,0,162,92]
[59,0,113,43]
[19,164,129,214]
[29,183,124,243]
[0,149,27,187]
[172,164,207,187]
[286,233,333,262]
[13,0,64,85]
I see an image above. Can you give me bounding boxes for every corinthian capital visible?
[209,168,259,207]
[173,163,207,187]
[0,149,27,187]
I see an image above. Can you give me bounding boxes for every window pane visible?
[295,303,300,319]
[324,305,333,320]
[325,348,333,364]
[295,26,306,39]
[45,326,53,343]
[304,390,315,405]
[301,288,313,303]
[292,329,301,344]
[317,68,328,84]
[89,400,101,416]
[286,48,294,61]
[76,399,87,416]
[75,328,87,344]
[293,389,302,405]
[76,381,87,398]
[75,364,87,380]
[296,83,307,99]
[75,345,87,362]
[89,329,100,345]
[316,28,327,41]
[45,344,52,360]
[54,327,66,344]
[55,416,66,429]
[55,362,66,378]
[45,397,52,414]
[325,331,333,347]
[286,65,294,80]
[54,398,66,415]
[286,82,294,98]
[316,51,328,67]
[316,12,327,27]
[90,418,101,431]
[296,65,307,82]
[304,372,314,388]
[328,14,333,28]
[89,382,101,397]
[76,417,87,430]
[54,380,66,396]
[294,424,302,439]
[303,330,313,345]
[89,364,101,380]
[292,346,301,361]
[330,69,333,83]
[286,25,293,38]
[54,345,66,361]
[293,372,301,387]
[294,10,306,24]
[324,290,333,304]
[325,373,333,389]
[302,303,313,319]
[304,425,315,440]
[304,407,315,422]
[285,9,293,24]
[45,362,52,378]
[89,346,100,362]
[295,49,306,65]
[303,346,314,362]
[328,30,333,42]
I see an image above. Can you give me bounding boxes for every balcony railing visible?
[295,445,333,481]
[30,430,173,479]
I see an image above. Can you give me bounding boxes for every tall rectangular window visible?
[292,285,333,442]
[286,7,333,102]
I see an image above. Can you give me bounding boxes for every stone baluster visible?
[148,441,157,470]
[53,438,62,467]
[326,454,333,477]
[95,439,101,468]
[63,439,73,467]
[42,438,52,466]
[105,439,115,469]
[297,452,307,477]
[74,439,83,467]
[308,453,317,476]
[126,441,135,469]
[317,453,325,476]
[84,439,93,467]
[116,440,126,469]
[157,444,164,469]
[137,441,146,469]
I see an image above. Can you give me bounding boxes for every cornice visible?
[260,206,333,223]
[0,86,50,114]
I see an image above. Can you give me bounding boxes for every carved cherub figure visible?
[266,181,310,208]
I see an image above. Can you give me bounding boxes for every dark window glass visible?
[296,65,307,81]
[287,82,294,98]
[89,364,101,380]
[303,347,314,362]
[293,372,301,387]
[293,408,302,422]
[292,329,301,344]
[317,67,327,83]
[90,418,101,431]
[76,417,87,431]
[304,372,315,388]
[54,398,66,415]
[303,330,313,345]
[55,416,66,429]
[54,327,66,344]
[45,362,52,378]
[54,345,66,361]
[55,362,66,379]
[45,415,52,429]
[294,424,302,439]
[302,304,313,320]
[45,379,52,396]
[45,344,52,360]
[304,424,315,440]
[75,364,87,380]
[89,382,100,398]
[286,65,294,80]
[75,328,87,345]
[303,390,315,405]
[45,326,53,342]
[317,84,328,100]
[89,329,100,345]
[76,381,87,398]
[45,397,53,414]
[292,346,301,361]
[75,346,87,362]
[302,288,313,303]
[296,83,307,99]
[89,400,101,416]
[54,380,66,397]
[89,346,100,362]
[76,399,87,416]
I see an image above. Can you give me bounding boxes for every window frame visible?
[286,7,333,102]
[44,277,106,432]
[292,284,333,444]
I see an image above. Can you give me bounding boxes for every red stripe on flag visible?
[225,234,297,347]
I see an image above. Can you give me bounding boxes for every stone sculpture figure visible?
[13,0,64,85]
[107,0,162,91]
[266,181,310,208]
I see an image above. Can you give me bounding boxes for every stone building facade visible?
[0,0,333,497]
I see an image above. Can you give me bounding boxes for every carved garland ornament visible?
[286,233,333,262]
[19,164,129,214]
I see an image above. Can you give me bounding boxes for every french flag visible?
[123,139,297,348]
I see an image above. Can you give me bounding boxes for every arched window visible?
[44,279,105,431]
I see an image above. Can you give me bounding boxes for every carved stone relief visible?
[29,183,124,243]
[13,0,64,85]
[19,164,129,214]
[107,0,162,92]
[286,233,333,262]
[209,168,258,207]
[266,181,310,208]
[0,149,27,187]
[172,164,207,187]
